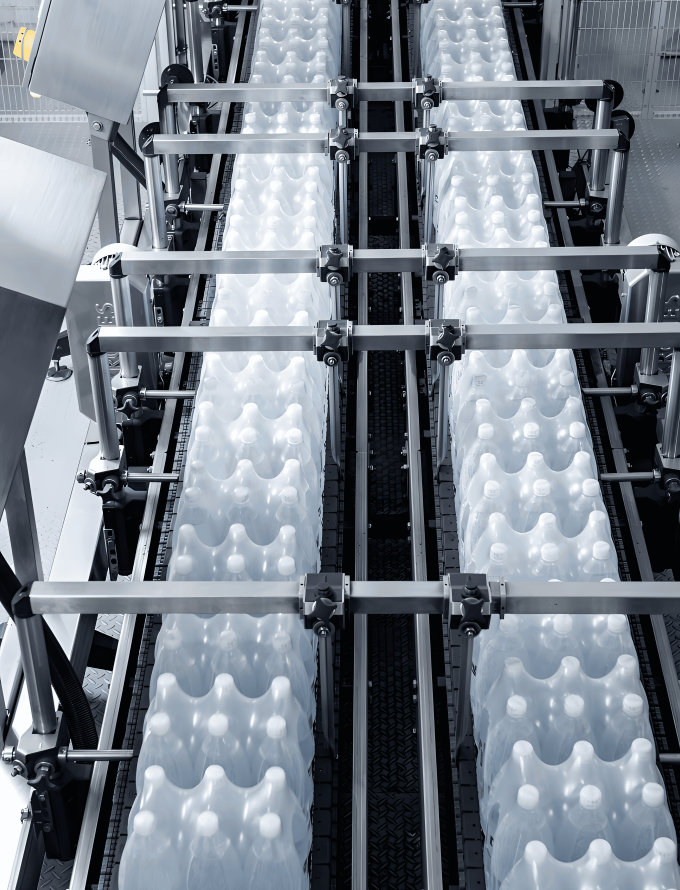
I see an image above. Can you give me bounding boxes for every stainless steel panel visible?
[0,137,105,309]
[27,0,167,123]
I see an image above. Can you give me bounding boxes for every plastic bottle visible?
[482,696,541,803]
[150,628,205,700]
[252,715,310,811]
[243,812,304,890]
[188,811,245,890]
[557,785,616,862]
[584,614,636,678]
[518,479,559,533]
[118,811,182,890]
[541,694,594,765]
[617,782,677,861]
[195,713,252,786]
[530,614,582,679]
[265,631,312,715]
[137,712,194,790]
[474,615,528,712]
[531,543,569,582]
[210,629,260,696]
[488,785,554,890]
[600,693,651,761]
[581,541,619,581]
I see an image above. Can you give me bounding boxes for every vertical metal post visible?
[420,99,433,200]
[557,0,581,80]
[342,0,352,78]
[436,363,449,475]
[173,0,188,66]
[640,268,669,376]
[540,0,563,80]
[454,629,474,763]
[423,148,438,246]
[160,99,182,199]
[663,349,680,458]
[337,152,350,246]
[15,610,56,735]
[109,273,140,382]
[329,365,342,468]
[590,86,614,192]
[5,450,43,586]
[86,334,120,463]
[143,153,169,251]
[165,0,177,65]
[185,0,205,83]
[329,276,343,321]
[413,2,422,78]
[603,137,630,245]
[118,116,143,243]
[337,98,349,129]
[88,115,120,246]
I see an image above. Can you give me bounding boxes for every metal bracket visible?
[314,320,352,366]
[317,244,353,282]
[329,75,356,109]
[448,573,492,634]
[413,76,441,108]
[104,529,119,581]
[654,444,680,495]
[423,243,458,282]
[302,572,346,629]
[328,126,357,160]
[418,125,446,159]
[635,363,668,408]
[427,320,464,364]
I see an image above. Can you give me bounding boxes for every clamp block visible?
[329,76,356,109]
[318,244,353,283]
[447,573,491,635]
[428,319,464,364]
[423,243,458,282]
[314,320,352,366]
[413,76,441,109]
[634,364,668,409]
[328,126,357,160]
[418,125,446,160]
[301,573,347,628]
[654,444,680,496]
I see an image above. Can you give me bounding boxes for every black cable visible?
[0,550,98,749]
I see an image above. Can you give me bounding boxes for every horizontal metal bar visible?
[26,579,680,617]
[446,130,618,152]
[140,389,196,399]
[117,245,663,277]
[600,472,658,483]
[61,749,134,763]
[582,386,636,396]
[182,204,223,211]
[153,133,328,155]
[659,753,680,764]
[122,472,181,483]
[544,200,582,209]
[97,322,680,355]
[154,79,608,105]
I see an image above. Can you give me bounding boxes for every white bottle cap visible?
[267,715,287,739]
[579,785,602,809]
[512,739,535,761]
[204,765,226,782]
[523,841,548,865]
[491,211,505,225]
[157,673,177,692]
[233,486,250,505]
[195,425,212,443]
[273,631,292,653]
[149,712,171,736]
[208,713,229,736]
[230,523,247,543]
[484,480,501,498]
[582,478,600,497]
[281,486,299,505]
[553,614,573,636]
[631,738,653,757]
[652,837,677,863]
[185,486,201,502]
[592,541,611,560]
[506,695,527,718]
[478,423,494,440]
[260,812,282,839]
[617,654,637,674]
[541,543,559,562]
[561,656,581,677]
[219,629,238,651]
[517,784,539,810]
[572,740,595,761]
[134,811,157,836]
[270,676,292,697]
[607,614,627,634]
[164,629,182,651]
[642,782,665,808]
[524,423,540,439]
[601,578,616,582]
[533,479,550,497]
[143,765,166,788]
[174,555,194,576]
[264,766,287,790]
[278,556,296,576]
[490,543,508,563]
[270,179,283,192]
[240,427,258,445]
[287,427,304,445]
[521,172,534,183]
[191,459,206,474]
[573,451,591,466]
[227,554,246,575]
[564,694,585,718]
[570,422,586,439]
[588,839,612,864]
[515,370,532,387]
[622,693,643,717]
[499,614,519,635]
[197,811,219,837]
[559,370,576,387]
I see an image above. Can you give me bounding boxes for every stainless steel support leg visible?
[5,450,43,586]
[640,268,669,376]
[87,339,120,462]
[454,629,474,763]
[436,364,449,475]
[143,154,169,251]
[329,365,342,468]
[423,151,438,246]
[161,102,181,199]
[663,349,680,458]
[110,274,139,381]
[165,0,177,65]
[173,0,188,66]
[15,612,56,735]
[185,0,205,83]
[337,154,349,246]
[590,93,613,192]
[603,141,629,245]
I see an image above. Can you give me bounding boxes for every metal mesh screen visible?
[652,0,680,116]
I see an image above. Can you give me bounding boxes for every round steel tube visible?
[142,389,196,399]
[143,155,168,251]
[161,102,181,197]
[557,0,581,80]
[338,158,349,245]
[662,349,680,458]
[603,147,629,245]
[87,350,120,461]
[329,365,342,467]
[15,615,56,734]
[164,0,176,65]
[185,0,205,83]
[640,268,669,376]
[110,276,139,381]
[600,472,656,483]
[173,0,188,66]
[423,155,437,245]
[590,96,613,191]
[436,365,449,472]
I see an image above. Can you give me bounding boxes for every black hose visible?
[0,550,98,749]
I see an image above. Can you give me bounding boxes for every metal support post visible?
[165,0,177,65]
[436,363,449,475]
[117,116,143,244]
[172,0,188,66]
[640,268,669,376]
[88,115,120,246]
[86,335,120,463]
[15,610,56,735]
[420,98,433,199]
[329,365,342,468]
[185,0,205,83]
[590,85,613,192]
[662,349,680,459]
[341,0,352,78]
[337,153,350,246]
[160,95,181,199]
[139,125,169,251]
[5,450,43,586]
[328,274,343,321]
[336,97,349,129]
[454,628,474,763]
[557,0,581,80]
[109,271,140,382]
[423,148,438,245]
[603,137,630,245]
[413,3,422,78]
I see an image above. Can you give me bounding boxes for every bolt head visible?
[92,121,103,132]
[2,745,15,764]
[438,352,454,366]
